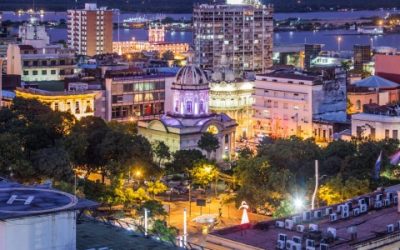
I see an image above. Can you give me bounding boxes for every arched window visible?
[199,100,204,113]
[186,101,192,113]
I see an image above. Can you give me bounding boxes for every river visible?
[6,10,400,51]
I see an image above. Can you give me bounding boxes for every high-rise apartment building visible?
[67,3,113,56]
[353,44,371,73]
[304,44,322,70]
[193,0,273,74]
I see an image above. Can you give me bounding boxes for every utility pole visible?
[311,160,319,210]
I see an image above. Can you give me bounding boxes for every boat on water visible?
[357,26,384,35]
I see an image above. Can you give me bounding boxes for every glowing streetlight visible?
[294,197,304,211]
[337,36,342,52]
[135,170,142,178]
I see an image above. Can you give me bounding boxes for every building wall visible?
[348,90,399,114]
[193,3,273,74]
[209,81,254,139]
[104,74,174,121]
[0,211,76,250]
[253,76,314,138]
[113,40,189,56]
[15,88,104,120]
[67,6,113,56]
[375,54,400,83]
[351,113,400,140]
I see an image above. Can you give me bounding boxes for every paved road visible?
[163,197,270,249]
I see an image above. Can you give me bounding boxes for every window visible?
[32,70,38,75]
[112,95,123,104]
[60,70,65,75]
[370,128,376,140]
[123,84,133,92]
[41,70,47,75]
[175,100,179,112]
[23,70,29,75]
[283,103,288,109]
[23,61,29,67]
[273,101,278,108]
[186,101,192,113]
[42,60,47,66]
[75,101,80,114]
[54,102,59,111]
[32,61,38,66]
[385,129,390,139]
[393,130,398,140]
[51,70,56,75]
[199,100,204,113]
[85,101,93,113]
[356,126,363,138]
[356,100,361,110]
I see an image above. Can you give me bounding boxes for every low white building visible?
[18,16,50,48]
[253,68,346,139]
[0,183,97,250]
[352,104,400,140]
[7,44,77,82]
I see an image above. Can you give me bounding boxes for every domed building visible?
[209,66,255,140]
[138,62,237,162]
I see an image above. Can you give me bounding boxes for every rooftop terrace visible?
[208,186,400,250]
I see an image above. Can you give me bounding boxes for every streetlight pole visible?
[311,160,319,210]
[188,184,192,217]
[183,208,187,246]
[144,208,148,236]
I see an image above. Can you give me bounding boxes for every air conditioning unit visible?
[292,216,301,224]
[292,236,302,244]
[286,240,294,250]
[360,204,368,213]
[314,210,322,219]
[342,204,349,212]
[306,239,315,248]
[325,207,333,216]
[291,243,301,250]
[327,227,337,238]
[341,210,349,219]
[384,198,390,207]
[336,205,342,213]
[296,224,305,233]
[303,211,311,221]
[386,192,394,201]
[278,233,287,242]
[376,194,383,201]
[276,221,284,228]
[358,198,366,207]
[345,202,353,211]
[394,196,398,204]
[353,208,360,216]
[320,243,329,250]
[375,200,383,209]
[387,224,394,233]
[329,213,337,222]
[277,240,285,249]
[285,219,294,230]
[309,224,318,231]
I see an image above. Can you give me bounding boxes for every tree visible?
[153,141,171,167]
[319,175,370,205]
[237,146,253,160]
[140,200,167,218]
[197,132,220,159]
[146,181,167,198]
[150,219,178,244]
[162,50,175,61]
[165,149,205,174]
[273,200,295,219]
[190,161,218,189]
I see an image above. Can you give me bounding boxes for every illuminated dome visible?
[174,64,209,87]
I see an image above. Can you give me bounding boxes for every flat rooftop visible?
[0,182,97,220]
[209,187,400,249]
[77,218,180,250]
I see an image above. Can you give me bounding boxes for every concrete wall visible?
[0,211,76,250]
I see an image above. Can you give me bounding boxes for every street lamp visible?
[294,197,304,212]
[337,36,342,52]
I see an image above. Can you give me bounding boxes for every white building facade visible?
[352,112,400,140]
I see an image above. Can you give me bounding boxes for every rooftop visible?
[209,186,400,250]
[77,218,179,250]
[0,182,97,220]
[257,69,321,82]
[354,75,399,89]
